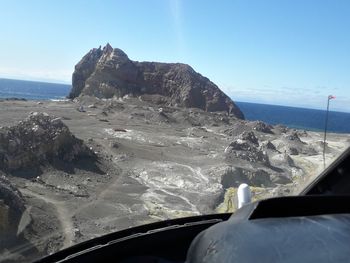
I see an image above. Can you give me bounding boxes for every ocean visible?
[1,78,349,133]
[0,78,70,100]
[236,101,350,134]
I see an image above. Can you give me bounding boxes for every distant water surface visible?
[236,101,350,133]
[0,78,70,100]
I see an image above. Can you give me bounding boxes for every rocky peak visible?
[69,44,244,119]
[103,43,113,54]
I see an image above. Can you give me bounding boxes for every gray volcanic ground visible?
[0,96,349,262]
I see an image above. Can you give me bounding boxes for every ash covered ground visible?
[0,96,349,261]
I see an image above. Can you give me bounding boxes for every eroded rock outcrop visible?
[0,112,95,172]
[222,120,273,137]
[249,121,274,134]
[225,131,270,165]
[69,44,244,119]
[275,131,317,156]
[221,167,274,188]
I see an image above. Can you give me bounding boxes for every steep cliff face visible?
[69,44,244,119]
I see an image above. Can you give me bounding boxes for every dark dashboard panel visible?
[35,214,231,263]
[188,213,350,262]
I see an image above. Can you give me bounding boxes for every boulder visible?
[250,121,274,134]
[0,112,96,172]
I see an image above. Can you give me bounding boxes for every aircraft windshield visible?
[0,1,349,262]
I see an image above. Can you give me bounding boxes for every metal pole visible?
[323,97,330,168]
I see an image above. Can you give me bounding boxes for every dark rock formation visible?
[0,176,40,262]
[0,176,28,255]
[275,131,317,156]
[249,121,274,134]
[225,131,270,165]
[0,176,25,231]
[284,131,304,143]
[69,44,244,119]
[239,131,259,146]
[260,140,277,151]
[221,167,274,188]
[0,112,96,172]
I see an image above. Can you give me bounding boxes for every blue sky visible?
[0,0,349,111]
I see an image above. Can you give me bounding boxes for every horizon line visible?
[235,100,350,114]
[0,77,71,85]
[1,77,348,113]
